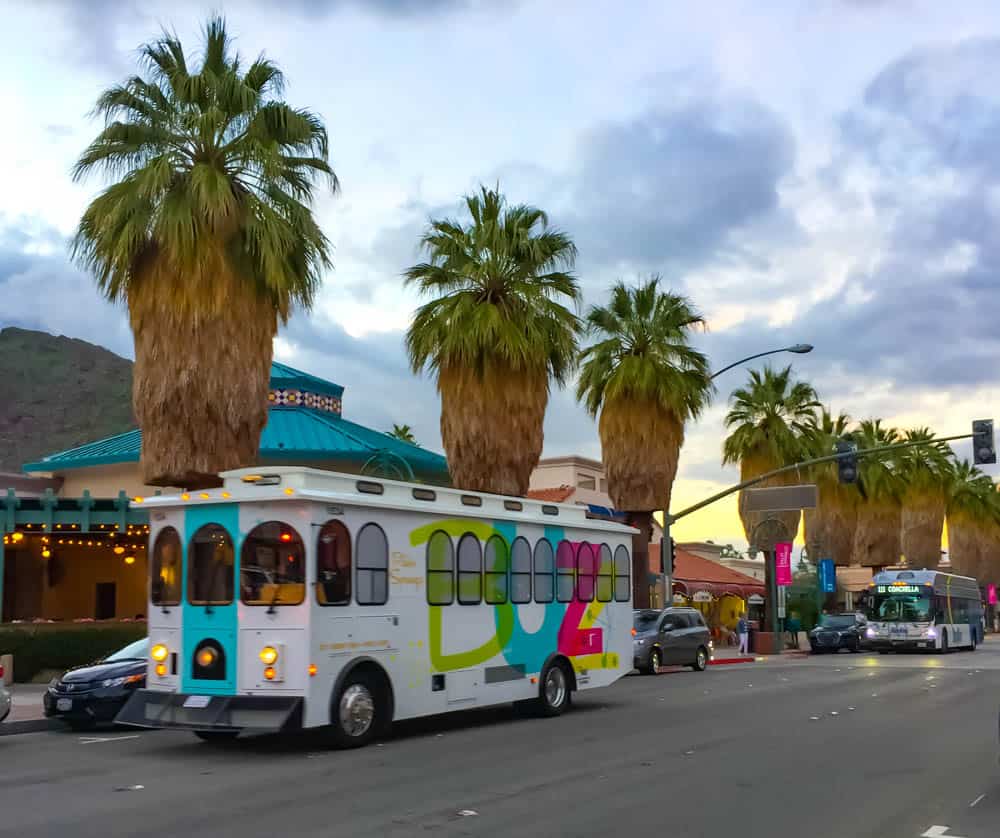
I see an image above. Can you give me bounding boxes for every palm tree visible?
[577,277,712,607]
[851,420,903,567]
[387,424,417,445]
[974,485,1000,584]
[72,18,337,488]
[802,408,857,566]
[946,460,995,577]
[898,428,952,567]
[405,186,579,495]
[722,366,820,553]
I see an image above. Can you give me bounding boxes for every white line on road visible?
[922,826,967,837]
[79,735,140,744]
[969,793,986,808]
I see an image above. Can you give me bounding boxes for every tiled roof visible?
[526,485,575,503]
[651,543,765,589]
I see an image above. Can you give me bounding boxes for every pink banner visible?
[775,542,793,587]
[989,584,997,606]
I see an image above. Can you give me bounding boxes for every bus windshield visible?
[869,592,932,623]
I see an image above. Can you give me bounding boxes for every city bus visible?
[117,466,635,747]
[862,569,984,653]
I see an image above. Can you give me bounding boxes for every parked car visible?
[0,662,10,724]
[808,613,866,653]
[632,607,712,674]
[44,637,148,730]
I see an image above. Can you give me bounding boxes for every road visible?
[1,645,998,838]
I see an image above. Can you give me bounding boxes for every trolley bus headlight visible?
[151,643,169,662]
[259,646,279,665]
[196,647,217,668]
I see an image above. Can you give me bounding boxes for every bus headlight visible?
[151,643,169,662]
[259,646,279,665]
[926,627,937,638]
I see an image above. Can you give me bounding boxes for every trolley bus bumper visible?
[115,689,304,733]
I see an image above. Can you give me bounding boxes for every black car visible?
[808,614,866,653]
[44,638,148,730]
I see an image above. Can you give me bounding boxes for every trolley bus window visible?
[356,523,389,605]
[426,530,454,606]
[533,539,554,603]
[316,520,351,606]
[596,544,614,603]
[485,535,509,605]
[151,526,182,606]
[556,541,575,603]
[457,534,482,605]
[187,524,235,606]
[614,544,631,602]
[577,542,596,602]
[511,537,532,604]
[241,521,305,605]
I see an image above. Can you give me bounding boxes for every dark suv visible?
[633,607,713,674]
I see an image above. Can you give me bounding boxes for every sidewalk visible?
[1,684,59,735]
[709,644,755,665]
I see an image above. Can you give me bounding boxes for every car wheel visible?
[194,730,239,743]
[690,646,708,672]
[645,649,661,675]
[537,659,572,717]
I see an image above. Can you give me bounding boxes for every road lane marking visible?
[79,735,140,744]
[922,827,967,837]
[969,793,986,807]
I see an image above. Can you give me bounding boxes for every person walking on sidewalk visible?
[737,613,749,655]
[786,612,801,649]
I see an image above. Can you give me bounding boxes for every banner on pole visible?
[818,558,836,593]
[988,584,997,606]
[775,542,793,586]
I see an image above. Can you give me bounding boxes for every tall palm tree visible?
[405,186,579,496]
[73,18,337,487]
[802,408,857,566]
[946,459,994,577]
[851,419,903,567]
[898,428,952,568]
[387,424,417,445]
[577,277,712,607]
[974,485,1000,584]
[722,366,820,553]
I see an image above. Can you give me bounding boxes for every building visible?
[679,541,766,582]
[528,455,662,541]
[1,362,448,623]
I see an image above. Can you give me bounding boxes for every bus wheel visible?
[537,660,572,717]
[970,633,977,652]
[939,630,949,654]
[194,730,238,743]
[330,672,381,748]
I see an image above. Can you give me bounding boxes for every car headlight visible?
[102,674,144,688]
[866,626,876,638]
[634,638,646,646]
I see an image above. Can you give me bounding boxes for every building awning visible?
[654,542,766,600]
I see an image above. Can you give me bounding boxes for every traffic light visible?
[836,439,858,484]
[667,538,677,575]
[973,419,996,465]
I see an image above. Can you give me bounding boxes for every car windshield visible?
[819,615,856,629]
[633,610,661,631]
[104,638,149,662]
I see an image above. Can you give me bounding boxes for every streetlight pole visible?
[659,342,815,611]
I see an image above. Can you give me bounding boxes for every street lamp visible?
[709,343,814,381]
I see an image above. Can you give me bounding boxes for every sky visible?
[2,0,999,550]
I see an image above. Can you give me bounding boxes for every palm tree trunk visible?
[946,514,980,577]
[852,498,901,567]
[439,364,546,496]
[900,489,945,568]
[627,511,654,609]
[129,265,275,488]
[803,477,857,566]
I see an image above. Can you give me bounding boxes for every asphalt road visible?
[2,645,999,838]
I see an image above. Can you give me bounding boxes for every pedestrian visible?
[737,612,749,655]
[786,612,801,649]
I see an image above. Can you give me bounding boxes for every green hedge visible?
[0,623,147,682]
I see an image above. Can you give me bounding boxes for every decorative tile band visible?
[268,388,342,415]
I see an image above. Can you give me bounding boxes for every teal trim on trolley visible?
[181,503,240,694]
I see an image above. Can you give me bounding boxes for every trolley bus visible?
[863,569,984,653]
[117,467,635,746]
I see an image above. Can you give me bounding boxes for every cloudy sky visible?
[2,0,999,548]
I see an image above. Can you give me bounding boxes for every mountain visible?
[0,327,134,472]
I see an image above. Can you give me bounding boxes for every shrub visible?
[0,623,146,682]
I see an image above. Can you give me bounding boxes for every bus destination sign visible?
[876,584,922,594]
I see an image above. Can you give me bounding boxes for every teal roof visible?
[23,362,447,479]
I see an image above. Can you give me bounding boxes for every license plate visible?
[56,698,73,712]
[183,695,211,709]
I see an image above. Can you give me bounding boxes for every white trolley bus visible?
[863,569,984,653]
[117,467,635,746]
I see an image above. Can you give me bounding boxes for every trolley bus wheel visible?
[328,671,383,749]
[536,660,572,718]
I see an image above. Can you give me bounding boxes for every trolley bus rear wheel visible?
[536,660,572,718]
[328,670,384,749]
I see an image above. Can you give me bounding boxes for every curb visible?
[708,657,755,665]
[0,718,62,736]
